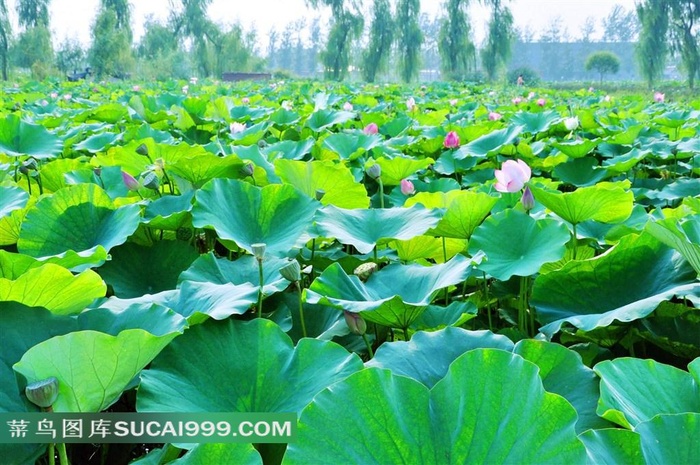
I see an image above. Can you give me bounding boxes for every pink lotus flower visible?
[39,99,48,106]
[521,185,535,211]
[494,159,531,193]
[343,102,353,111]
[230,122,246,134]
[604,95,611,102]
[132,85,140,92]
[63,94,72,101]
[512,97,523,105]
[242,97,250,105]
[444,131,460,149]
[488,111,502,121]
[281,100,293,110]
[50,92,58,99]
[537,98,546,107]
[363,123,379,135]
[654,92,665,103]
[589,87,595,92]
[406,97,417,112]
[400,179,415,195]
[449,99,458,106]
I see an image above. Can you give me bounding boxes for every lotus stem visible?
[571,223,578,260]
[295,281,308,338]
[519,275,530,335]
[361,333,374,358]
[443,237,449,305]
[48,443,55,465]
[402,327,410,341]
[377,177,385,208]
[310,238,316,262]
[57,443,69,465]
[257,260,264,318]
[483,272,493,332]
[25,173,32,195]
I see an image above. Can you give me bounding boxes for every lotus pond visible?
[1,79,699,464]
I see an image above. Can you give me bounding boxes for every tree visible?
[170,0,214,75]
[481,0,514,81]
[395,0,422,82]
[602,4,640,42]
[668,0,700,88]
[439,0,476,80]
[579,16,597,43]
[56,37,85,74]
[17,0,49,28]
[0,0,10,80]
[12,24,52,69]
[306,0,363,80]
[539,16,566,42]
[100,0,132,39]
[636,0,669,88]
[88,8,133,77]
[137,15,177,60]
[585,51,621,83]
[362,0,394,82]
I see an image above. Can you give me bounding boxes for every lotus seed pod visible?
[366,164,381,180]
[280,259,301,282]
[252,243,267,261]
[136,143,149,156]
[141,171,160,190]
[344,311,367,335]
[25,377,59,408]
[241,163,255,177]
[315,189,326,201]
[353,262,378,281]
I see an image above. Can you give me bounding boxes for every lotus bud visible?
[242,97,250,105]
[406,97,416,112]
[252,243,266,261]
[512,97,522,105]
[280,259,301,282]
[537,98,546,107]
[653,91,665,103]
[136,144,149,157]
[241,163,255,177]
[564,117,579,131]
[443,131,460,149]
[93,167,102,177]
[141,171,160,190]
[281,100,293,110]
[190,77,198,85]
[363,123,379,135]
[25,377,59,409]
[528,92,536,100]
[19,159,38,174]
[400,179,415,196]
[344,311,367,335]
[449,99,458,106]
[488,111,502,121]
[315,189,326,201]
[521,186,535,211]
[121,171,140,191]
[366,164,381,180]
[230,122,246,134]
[133,85,140,92]
[50,92,58,99]
[343,102,353,111]
[353,262,378,281]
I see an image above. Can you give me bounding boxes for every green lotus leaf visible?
[174,281,259,321]
[579,429,644,465]
[171,444,261,465]
[275,159,369,208]
[284,349,586,464]
[0,250,43,278]
[98,241,199,298]
[468,209,570,280]
[0,186,29,219]
[79,102,129,124]
[230,145,281,184]
[179,253,291,296]
[142,192,194,230]
[137,318,363,415]
[168,151,245,188]
[0,114,62,159]
[453,124,523,159]
[268,293,350,343]
[530,182,634,225]
[553,157,608,187]
[551,138,599,158]
[532,233,700,337]
[510,110,561,134]
[305,110,355,132]
[73,131,122,153]
[367,327,514,388]
[17,183,142,261]
[34,158,91,194]
[594,357,700,429]
[390,235,466,262]
[646,178,700,202]
[0,263,106,315]
[409,301,478,331]
[646,217,700,276]
[636,413,700,465]
[14,328,181,412]
[370,156,434,186]
[78,303,189,337]
[321,132,382,160]
[269,107,300,125]
[304,256,473,328]
[513,339,612,433]
[314,205,441,255]
[192,179,318,256]
[602,147,648,174]
[263,139,315,161]
[406,190,498,239]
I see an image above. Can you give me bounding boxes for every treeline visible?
[0,0,698,88]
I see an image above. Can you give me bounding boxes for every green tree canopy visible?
[396,0,423,83]
[17,0,49,28]
[636,0,669,88]
[481,0,514,81]
[585,51,621,83]
[439,0,476,81]
[362,0,394,82]
[0,0,11,80]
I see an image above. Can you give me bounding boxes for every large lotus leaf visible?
[179,253,290,296]
[284,349,586,465]
[305,109,355,132]
[366,327,514,388]
[304,256,473,328]
[174,281,259,321]
[168,151,245,188]
[263,139,315,161]
[17,183,141,260]
[551,138,599,158]
[192,179,318,256]
[321,132,382,160]
[453,124,523,159]
[579,429,644,465]
[390,235,466,262]
[468,209,570,280]
[406,190,498,239]
[137,318,363,415]
[0,114,63,159]
[0,263,106,315]
[275,159,369,208]
[98,241,198,298]
[0,250,42,279]
[646,217,700,276]
[513,340,612,433]
[142,192,194,230]
[636,413,700,465]
[78,102,130,124]
[14,328,181,412]
[409,301,478,331]
[593,358,700,429]
[78,303,189,337]
[530,182,634,225]
[510,110,561,134]
[371,156,434,186]
[73,131,122,153]
[0,186,28,219]
[532,233,700,337]
[172,444,261,465]
[553,157,609,187]
[314,205,442,255]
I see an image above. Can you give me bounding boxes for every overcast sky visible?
[6,0,637,47]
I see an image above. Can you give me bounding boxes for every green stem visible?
[295,282,307,338]
[483,272,493,332]
[57,443,69,465]
[48,443,55,465]
[442,237,449,305]
[36,174,44,195]
[361,333,374,358]
[373,246,378,263]
[402,327,410,341]
[377,177,384,208]
[257,259,264,318]
[519,275,530,335]
[571,223,578,260]
[25,173,32,195]
[310,238,316,262]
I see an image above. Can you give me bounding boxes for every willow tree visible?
[101,0,132,40]
[396,0,423,82]
[17,0,49,28]
[438,0,475,81]
[481,0,514,81]
[15,0,52,75]
[170,0,213,75]
[307,0,363,80]
[362,0,394,82]
[669,0,700,88]
[636,0,669,88]
[0,0,9,80]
